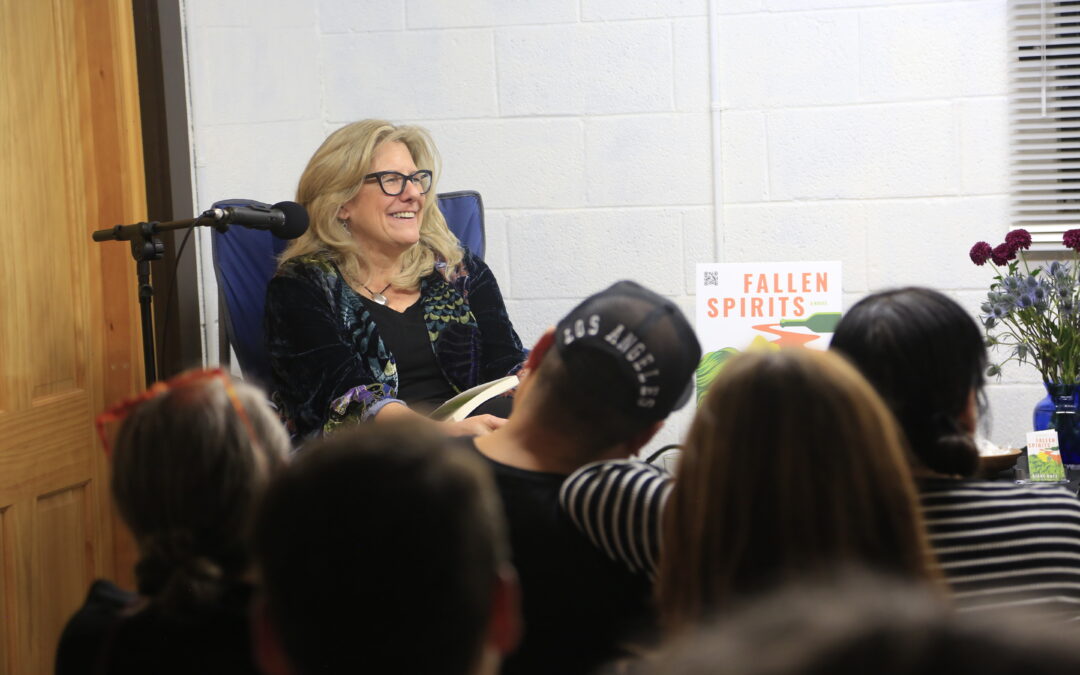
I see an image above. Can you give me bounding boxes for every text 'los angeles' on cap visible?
[554,280,702,420]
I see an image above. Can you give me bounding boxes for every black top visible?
[360,296,456,412]
[55,580,136,675]
[55,579,260,675]
[265,251,526,438]
[459,440,655,675]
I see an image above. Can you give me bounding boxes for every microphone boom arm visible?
[90,211,225,244]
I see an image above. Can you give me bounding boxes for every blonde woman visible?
[265,120,526,442]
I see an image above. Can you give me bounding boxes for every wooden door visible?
[0,0,145,672]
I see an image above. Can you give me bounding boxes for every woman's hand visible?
[440,414,507,437]
[376,402,507,437]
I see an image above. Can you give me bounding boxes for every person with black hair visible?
[55,370,290,675]
[251,422,520,675]
[560,348,937,641]
[830,287,1080,618]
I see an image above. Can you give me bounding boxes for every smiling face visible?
[337,140,425,261]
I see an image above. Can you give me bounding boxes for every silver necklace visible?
[362,282,393,306]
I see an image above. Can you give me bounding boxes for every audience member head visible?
[657,349,935,636]
[830,287,987,478]
[635,573,1080,675]
[281,119,462,287]
[106,369,289,612]
[252,422,519,675]
[516,280,701,457]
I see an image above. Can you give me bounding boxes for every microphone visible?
[208,199,309,240]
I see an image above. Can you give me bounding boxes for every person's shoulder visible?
[574,459,668,480]
[919,478,1080,509]
[432,245,482,281]
[469,442,566,492]
[459,245,483,267]
[56,580,137,675]
[277,254,339,280]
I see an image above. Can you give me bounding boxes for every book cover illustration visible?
[1026,429,1067,482]
[695,262,843,401]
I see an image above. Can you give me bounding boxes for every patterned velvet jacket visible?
[264,249,525,441]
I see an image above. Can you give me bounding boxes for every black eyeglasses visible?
[363,170,433,196]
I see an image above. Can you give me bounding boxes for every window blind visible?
[1010,0,1080,247]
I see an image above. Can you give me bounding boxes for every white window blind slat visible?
[1013,154,1080,161]
[1010,0,1080,245]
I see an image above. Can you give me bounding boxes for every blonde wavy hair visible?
[279,119,464,288]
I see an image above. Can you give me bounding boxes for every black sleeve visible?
[265,262,402,436]
[55,580,135,675]
[462,250,527,382]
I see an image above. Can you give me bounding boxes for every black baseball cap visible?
[554,280,701,420]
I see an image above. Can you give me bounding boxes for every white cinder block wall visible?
[183,0,1039,452]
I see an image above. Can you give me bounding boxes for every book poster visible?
[1026,429,1067,482]
[695,261,843,401]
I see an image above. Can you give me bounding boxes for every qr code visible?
[703,271,718,287]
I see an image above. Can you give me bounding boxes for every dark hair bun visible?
[926,432,979,477]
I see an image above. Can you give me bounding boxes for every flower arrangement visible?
[970,228,1080,384]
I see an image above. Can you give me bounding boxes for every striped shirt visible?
[559,460,672,578]
[919,478,1080,618]
[560,462,1080,619]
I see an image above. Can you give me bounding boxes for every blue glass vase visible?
[1033,382,1080,466]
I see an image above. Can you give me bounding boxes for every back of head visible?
[527,280,702,452]
[830,287,987,477]
[109,371,290,611]
[253,423,510,675]
[658,349,934,635]
[637,573,1080,675]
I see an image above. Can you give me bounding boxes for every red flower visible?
[1065,229,1080,252]
[991,243,1014,266]
[1005,229,1032,253]
[969,241,993,266]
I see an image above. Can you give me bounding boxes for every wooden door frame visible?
[132,0,203,379]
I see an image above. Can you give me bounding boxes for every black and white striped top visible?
[560,462,1080,618]
[919,477,1080,618]
[559,460,671,579]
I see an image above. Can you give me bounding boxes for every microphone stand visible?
[92,212,226,387]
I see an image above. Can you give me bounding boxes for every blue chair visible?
[212,190,486,387]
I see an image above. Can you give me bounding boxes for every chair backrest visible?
[211,191,486,387]
[436,190,485,258]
